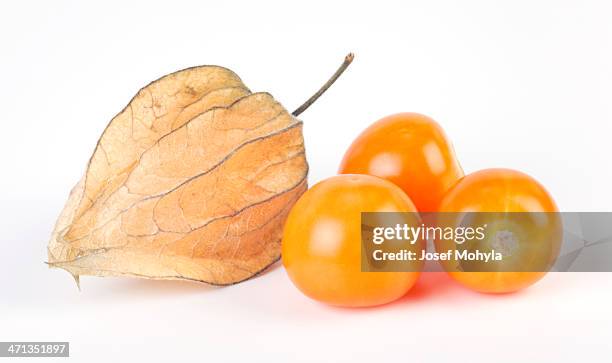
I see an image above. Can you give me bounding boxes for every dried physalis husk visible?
[48,66,310,285]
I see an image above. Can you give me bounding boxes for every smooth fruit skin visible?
[436,168,560,293]
[282,174,422,307]
[338,113,464,212]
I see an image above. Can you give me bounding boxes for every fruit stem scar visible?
[492,230,519,257]
[292,53,355,117]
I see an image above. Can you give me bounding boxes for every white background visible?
[1,0,611,362]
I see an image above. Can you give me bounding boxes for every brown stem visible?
[292,53,354,117]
